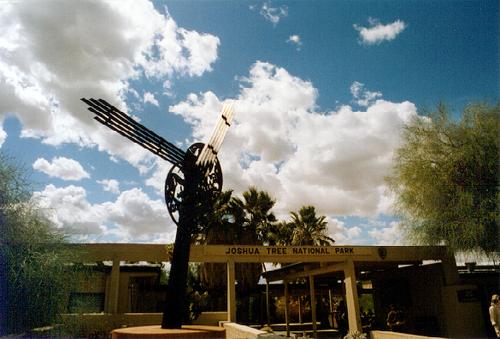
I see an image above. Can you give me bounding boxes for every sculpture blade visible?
[196,101,235,167]
[81,98,186,165]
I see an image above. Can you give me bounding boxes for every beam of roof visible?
[263,262,348,282]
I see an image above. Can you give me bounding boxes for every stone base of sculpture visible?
[111,325,225,339]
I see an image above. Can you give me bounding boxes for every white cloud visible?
[145,159,173,195]
[143,92,159,106]
[354,18,407,45]
[259,3,288,25]
[368,221,404,245]
[350,81,383,107]
[0,0,219,168]
[33,184,105,234]
[97,179,120,194]
[328,218,405,245]
[102,188,172,237]
[323,217,369,245]
[162,80,174,97]
[33,156,90,181]
[168,61,418,219]
[287,35,303,50]
[347,226,362,238]
[33,184,174,240]
[0,124,5,148]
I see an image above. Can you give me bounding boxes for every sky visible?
[0,0,497,245]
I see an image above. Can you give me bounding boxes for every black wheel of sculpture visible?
[164,143,223,225]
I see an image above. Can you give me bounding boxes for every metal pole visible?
[309,275,317,338]
[284,280,290,337]
[266,279,271,325]
[298,295,302,324]
[227,260,236,322]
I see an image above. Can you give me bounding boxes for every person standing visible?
[386,304,398,331]
[490,294,500,337]
[336,300,348,338]
[387,304,405,332]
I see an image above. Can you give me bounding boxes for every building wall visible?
[441,285,485,337]
[67,266,162,314]
[116,271,160,314]
[459,270,500,338]
[372,263,486,337]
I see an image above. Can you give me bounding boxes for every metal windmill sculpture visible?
[81,98,234,328]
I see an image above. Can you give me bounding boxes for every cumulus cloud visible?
[33,156,90,180]
[327,217,405,245]
[354,18,407,45]
[350,81,383,107]
[102,188,171,237]
[259,3,288,25]
[33,184,105,234]
[143,92,159,106]
[33,184,174,240]
[167,61,418,219]
[0,125,5,148]
[97,179,120,194]
[0,0,219,168]
[287,35,303,50]
[368,220,404,245]
[325,217,361,244]
[145,159,172,195]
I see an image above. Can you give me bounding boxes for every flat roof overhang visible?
[69,244,450,264]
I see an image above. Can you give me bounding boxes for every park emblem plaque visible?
[81,98,234,328]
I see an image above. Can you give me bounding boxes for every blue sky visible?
[0,0,497,244]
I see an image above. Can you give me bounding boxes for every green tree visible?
[231,187,277,322]
[387,103,499,255]
[232,187,277,245]
[195,189,238,245]
[196,187,278,322]
[0,153,79,335]
[289,206,335,246]
[265,220,294,246]
[196,190,238,311]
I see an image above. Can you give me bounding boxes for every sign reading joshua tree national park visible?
[212,245,373,256]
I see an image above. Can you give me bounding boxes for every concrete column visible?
[441,253,460,285]
[284,280,290,337]
[344,260,362,333]
[309,275,317,338]
[227,260,236,322]
[107,259,120,314]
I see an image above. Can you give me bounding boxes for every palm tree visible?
[289,206,335,246]
[264,220,294,246]
[196,187,279,318]
[232,187,277,244]
[196,190,238,310]
[231,187,277,323]
[195,189,237,245]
